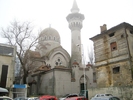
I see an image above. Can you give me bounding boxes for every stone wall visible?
[96,60,133,87]
[88,86,133,100]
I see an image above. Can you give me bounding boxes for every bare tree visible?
[1,20,39,84]
[87,40,95,65]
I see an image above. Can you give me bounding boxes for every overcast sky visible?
[0,0,133,62]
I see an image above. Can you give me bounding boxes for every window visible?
[130,30,133,34]
[55,62,58,65]
[121,34,124,38]
[49,36,51,40]
[55,57,62,66]
[93,72,96,83]
[113,67,120,74]
[111,97,120,100]
[110,42,117,51]
[58,59,60,61]
[109,32,115,37]
[67,94,78,98]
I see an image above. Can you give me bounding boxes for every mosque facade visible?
[26,0,96,97]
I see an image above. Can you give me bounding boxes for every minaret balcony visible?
[66,13,85,22]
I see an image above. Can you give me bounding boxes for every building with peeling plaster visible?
[90,22,133,87]
[25,0,96,97]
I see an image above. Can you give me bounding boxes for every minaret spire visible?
[71,0,79,13]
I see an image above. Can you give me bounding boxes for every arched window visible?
[45,36,47,40]
[49,36,51,40]
[54,37,56,40]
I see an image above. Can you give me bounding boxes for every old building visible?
[0,43,16,96]
[26,0,96,97]
[90,22,133,87]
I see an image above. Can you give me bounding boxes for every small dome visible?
[39,27,60,43]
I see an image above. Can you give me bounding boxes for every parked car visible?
[59,93,79,100]
[0,96,13,100]
[65,96,87,100]
[0,87,9,96]
[39,95,57,100]
[94,94,113,97]
[91,96,120,100]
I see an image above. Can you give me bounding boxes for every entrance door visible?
[80,83,84,90]
[80,76,87,91]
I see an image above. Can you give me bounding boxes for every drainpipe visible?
[124,27,133,79]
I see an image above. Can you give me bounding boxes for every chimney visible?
[100,24,107,33]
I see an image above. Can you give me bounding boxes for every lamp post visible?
[77,44,86,98]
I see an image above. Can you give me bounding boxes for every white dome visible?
[39,27,60,43]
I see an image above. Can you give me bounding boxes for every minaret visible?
[66,0,85,67]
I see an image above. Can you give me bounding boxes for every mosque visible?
[26,0,96,97]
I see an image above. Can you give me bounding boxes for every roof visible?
[73,61,79,65]
[90,22,133,40]
[29,50,41,58]
[86,62,92,67]
[34,64,51,72]
[39,27,60,39]
[71,0,79,13]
